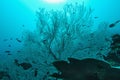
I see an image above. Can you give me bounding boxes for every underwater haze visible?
[0,0,120,80]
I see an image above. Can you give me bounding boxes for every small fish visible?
[16,38,22,43]
[3,39,8,41]
[7,53,12,55]
[22,25,25,27]
[5,51,10,53]
[17,50,21,53]
[109,20,120,28]
[14,59,19,66]
[8,45,11,47]
[20,62,32,70]
[94,16,99,19]
[34,68,38,77]
[10,38,13,40]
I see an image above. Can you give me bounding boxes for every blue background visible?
[0,0,120,54]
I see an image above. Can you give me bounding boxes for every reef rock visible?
[51,58,120,80]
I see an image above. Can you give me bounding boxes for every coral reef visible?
[104,34,120,66]
[0,2,114,80]
[0,71,10,80]
[20,2,112,79]
[51,58,120,80]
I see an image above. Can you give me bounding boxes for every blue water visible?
[0,0,120,80]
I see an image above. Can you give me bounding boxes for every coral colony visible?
[1,2,120,80]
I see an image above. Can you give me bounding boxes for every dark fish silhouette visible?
[14,59,32,70]
[16,38,22,43]
[3,39,8,41]
[51,58,120,80]
[8,45,11,47]
[7,53,12,55]
[17,50,21,53]
[4,51,10,53]
[109,20,120,28]
[34,68,38,77]
[22,25,25,27]
[20,62,32,70]
[94,16,99,19]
